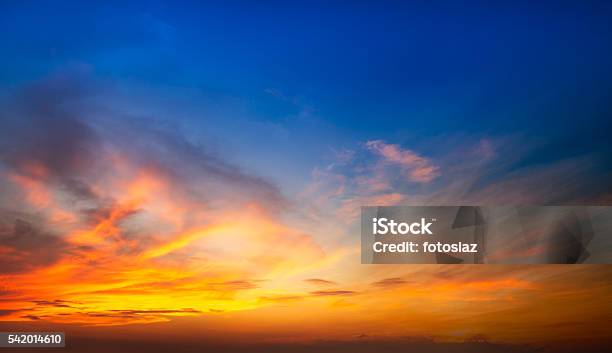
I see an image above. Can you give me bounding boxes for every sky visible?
[0,1,611,352]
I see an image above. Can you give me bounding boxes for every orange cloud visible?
[8,173,51,208]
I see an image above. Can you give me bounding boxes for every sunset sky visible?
[0,1,611,352]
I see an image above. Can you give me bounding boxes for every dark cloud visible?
[208,280,259,291]
[0,217,69,274]
[371,277,408,287]
[82,308,201,319]
[258,295,304,303]
[304,278,336,286]
[20,315,42,320]
[33,299,76,308]
[0,309,22,317]
[109,308,200,315]
[0,71,101,179]
[310,290,356,296]
[60,178,98,201]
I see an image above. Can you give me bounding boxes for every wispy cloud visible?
[304,278,337,286]
[310,290,356,296]
[365,140,440,183]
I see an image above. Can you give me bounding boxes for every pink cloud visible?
[365,140,439,183]
[475,138,496,160]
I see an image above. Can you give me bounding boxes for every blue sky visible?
[1,1,611,198]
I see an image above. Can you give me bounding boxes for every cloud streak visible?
[366,140,440,183]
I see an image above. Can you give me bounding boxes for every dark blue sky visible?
[1,1,611,195]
